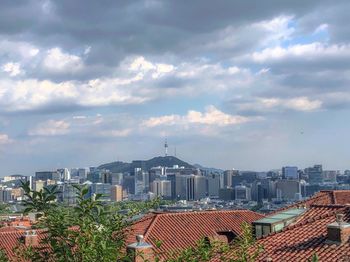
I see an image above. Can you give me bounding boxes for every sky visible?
[1,0,350,175]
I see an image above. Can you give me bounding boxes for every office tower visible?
[111,185,123,202]
[194,175,207,200]
[101,170,112,184]
[175,175,194,201]
[234,185,251,201]
[206,173,220,197]
[152,180,172,199]
[223,169,239,188]
[149,166,165,187]
[166,173,176,200]
[282,166,298,180]
[59,182,79,205]
[122,175,135,195]
[57,168,67,181]
[305,165,323,184]
[134,168,148,195]
[91,183,111,201]
[323,170,337,183]
[78,168,87,182]
[87,170,102,183]
[232,172,257,187]
[0,187,13,203]
[111,173,123,185]
[275,180,301,200]
[35,171,60,181]
[219,188,235,201]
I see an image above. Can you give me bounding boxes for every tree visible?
[17,183,159,262]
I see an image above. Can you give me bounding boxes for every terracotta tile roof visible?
[0,229,46,260]
[127,210,264,258]
[217,190,350,262]
[253,206,350,261]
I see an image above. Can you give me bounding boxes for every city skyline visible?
[1,1,350,175]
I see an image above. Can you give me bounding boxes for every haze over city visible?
[1,0,350,175]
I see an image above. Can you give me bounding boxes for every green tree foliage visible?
[16,183,159,262]
[0,248,9,262]
[21,181,59,214]
[8,183,262,262]
[228,222,264,262]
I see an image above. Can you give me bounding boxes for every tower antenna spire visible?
[164,139,168,157]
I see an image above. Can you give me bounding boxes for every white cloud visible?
[238,96,322,112]
[99,128,132,137]
[2,62,22,76]
[314,23,329,34]
[252,42,350,62]
[43,48,83,73]
[29,120,70,136]
[0,40,39,59]
[284,97,322,111]
[128,56,175,79]
[254,15,295,46]
[142,105,253,128]
[0,133,12,145]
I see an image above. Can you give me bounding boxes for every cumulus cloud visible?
[143,105,256,128]
[2,62,22,77]
[29,120,70,136]
[42,48,84,73]
[251,42,350,62]
[235,96,322,113]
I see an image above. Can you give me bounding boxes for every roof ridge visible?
[153,209,253,217]
[144,214,160,241]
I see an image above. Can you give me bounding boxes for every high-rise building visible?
[282,166,298,180]
[152,180,172,199]
[111,185,123,202]
[234,185,251,201]
[91,183,111,201]
[78,168,87,182]
[194,175,207,200]
[206,173,220,197]
[111,173,123,185]
[134,168,148,195]
[219,188,235,201]
[305,165,323,184]
[223,170,239,188]
[35,171,60,181]
[323,170,337,183]
[275,180,301,200]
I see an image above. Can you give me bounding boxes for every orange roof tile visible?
[218,190,350,262]
[127,210,264,258]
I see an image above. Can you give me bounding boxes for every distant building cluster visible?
[1,159,350,214]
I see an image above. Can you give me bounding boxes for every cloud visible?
[42,47,84,73]
[0,133,13,145]
[99,128,132,137]
[251,42,350,63]
[2,62,22,76]
[29,120,70,136]
[234,96,322,113]
[143,105,255,128]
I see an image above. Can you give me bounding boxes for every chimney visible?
[327,213,350,244]
[24,230,39,246]
[126,235,153,262]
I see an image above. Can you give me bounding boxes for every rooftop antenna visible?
[174,146,177,157]
[164,139,168,157]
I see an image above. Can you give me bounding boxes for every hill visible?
[98,156,194,173]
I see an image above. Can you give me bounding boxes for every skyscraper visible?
[282,166,298,180]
